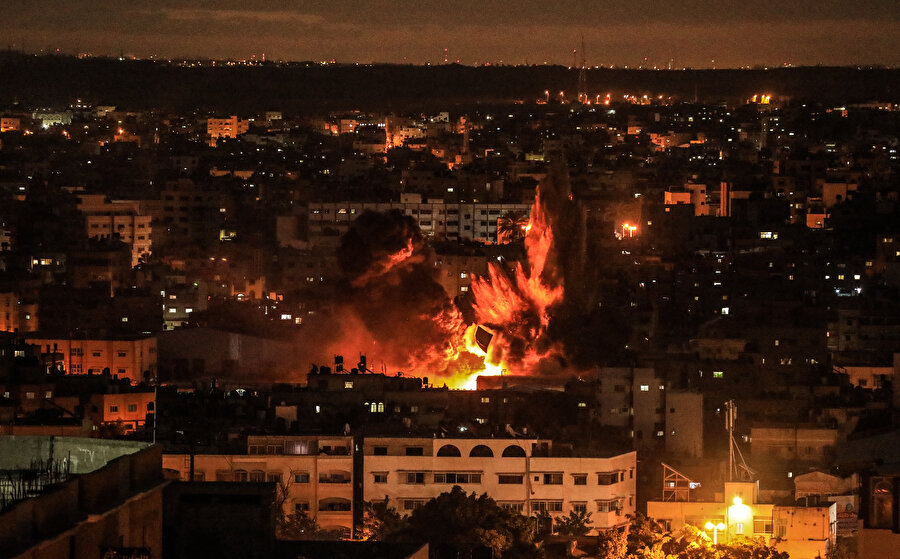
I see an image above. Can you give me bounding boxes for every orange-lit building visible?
[207,115,249,146]
[0,291,38,333]
[647,479,835,559]
[76,193,153,267]
[0,117,21,132]
[89,390,155,433]
[162,435,354,536]
[26,334,157,383]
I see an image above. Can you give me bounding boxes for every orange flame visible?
[437,187,563,388]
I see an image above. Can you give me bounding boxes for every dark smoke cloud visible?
[332,209,462,371]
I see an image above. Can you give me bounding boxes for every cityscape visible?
[1,4,900,559]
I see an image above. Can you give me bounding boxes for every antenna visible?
[577,35,587,104]
[725,400,754,481]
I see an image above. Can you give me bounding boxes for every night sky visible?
[3,0,898,68]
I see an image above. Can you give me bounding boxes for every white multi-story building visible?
[307,195,531,244]
[362,437,635,532]
[162,435,354,536]
[76,193,152,267]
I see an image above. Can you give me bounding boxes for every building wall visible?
[162,436,354,533]
[207,116,249,145]
[362,437,635,531]
[665,391,704,458]
[308,201,531,243]
[0,444,164,559]
[750,427,838,462]
[0,292,38,333]
[26,336,157,382]
[647,481,834,559]
[0,117,21,132]
[85,214,152,267]
[91,392,156,433]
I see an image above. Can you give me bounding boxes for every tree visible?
[497,211,529,244]
[624,514,790,559]
[389,486,538,558]
[596,528,628,559]
[553,509,592,536]
[277,511,320,540]
[360,498,406,540]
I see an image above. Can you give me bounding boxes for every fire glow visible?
[301,182,566,390]
[432,186,564,389]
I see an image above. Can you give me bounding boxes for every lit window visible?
[713,371,724,379]
[344,381,353,389]
[640,385,649,392]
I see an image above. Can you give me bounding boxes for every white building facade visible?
[362,437,636,532]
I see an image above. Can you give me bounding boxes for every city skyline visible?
[3,0,899,68]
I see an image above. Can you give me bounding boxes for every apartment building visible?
[308,196,531,244]
[207,115,249,145]
[76,193,153,267]
[26,334,157,383]
[162,435,354,536]
[362,437,636,532]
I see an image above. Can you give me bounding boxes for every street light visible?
[705,521,726,545]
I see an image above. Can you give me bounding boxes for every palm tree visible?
[497,210,529,244]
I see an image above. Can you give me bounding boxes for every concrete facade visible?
[362,437,636,532]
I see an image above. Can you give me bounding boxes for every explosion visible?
[466,188,564,380]
[297,164,575,389]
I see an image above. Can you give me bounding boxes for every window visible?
[405,446,424,456]
[127,404,137,412]
[434,473,481,484]
[249,470,266,482]
[109,405,118,412]
[640,384,649,392]
[267,473,282,483]
[543,473,563,485]
[573,474,587,485]
[92,351,102,357]
[233,470,248,482]
[597,472,618,485]
[480,396,490,403]
[71,348,83,356]
[437,444,461,457]
[498,474,524,484]
[470,445,494,457]
[373,472,388,483]
[532,501,563,512]
[294,501,310,513]
[713,371,724,379]
[499,502,524,512]
[597,499,621,512]
[344,381,353,389]
[573,502,588,513]
[373,446,388,456]
[754,518,773,534]
[405,472,425,484]
[117,351,127,358]
[735,522,744,534]
[402,499,426,511]
[294,472,310,483]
